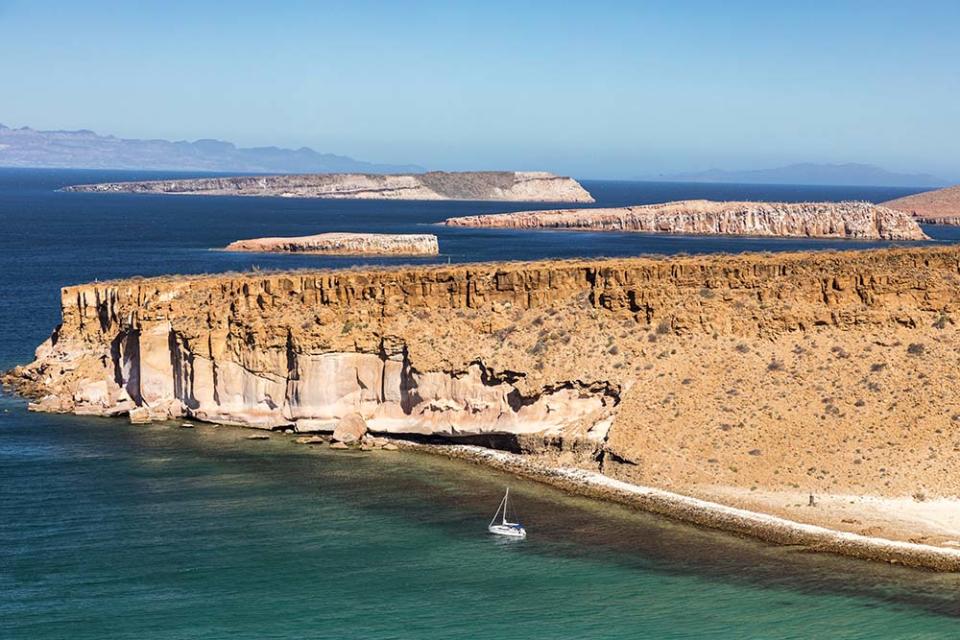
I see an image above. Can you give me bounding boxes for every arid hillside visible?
[8,246,960,545]
[884,185,960,224]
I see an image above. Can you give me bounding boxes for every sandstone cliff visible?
[224,232,440,256]
[63,171,595,202]
[8,246,960,519]
[884,185,960,225]
[445,200,927,240]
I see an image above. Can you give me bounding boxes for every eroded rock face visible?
[445,200,928,240]
[9,246,960,500]
[63,171,595,203]
[224,233,439,256]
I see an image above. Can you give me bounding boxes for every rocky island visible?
[444,200,927,240]
[8,245,960,569]
[884,185,960,225]
[224,232,440,256]
[63,171,595,202]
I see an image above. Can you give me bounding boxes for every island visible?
[7,245,960,570]
[63,171,595,202]
[444,199,928,240]
[224,232,440,256]
[884,185,960,225]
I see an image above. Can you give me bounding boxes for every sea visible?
[3,168,960,639]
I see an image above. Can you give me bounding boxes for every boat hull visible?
[488,524,527,538]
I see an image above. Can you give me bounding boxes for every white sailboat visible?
[488,488,527,538]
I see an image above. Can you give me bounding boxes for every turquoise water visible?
[4,403,960,638]
[4,169,960,637]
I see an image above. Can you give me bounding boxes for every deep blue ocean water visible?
[3,168,960,638]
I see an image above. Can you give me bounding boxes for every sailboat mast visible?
[503,488,509,524]
[490,492,507,527]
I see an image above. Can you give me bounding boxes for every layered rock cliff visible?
[63,171,595,202]
[884,185,960,225]
[224,232,440,256]
[8,246,960,510]
[445,200,928,240]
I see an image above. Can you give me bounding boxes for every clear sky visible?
[2,0,958,179]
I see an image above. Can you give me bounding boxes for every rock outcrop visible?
[63,171,595,202]
[333,413,368,444]
[444,200,928,240]
[8,246,960,510]
[224,232,440,256]
[884,185,960,225]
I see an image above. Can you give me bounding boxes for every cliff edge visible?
[445,200,928,240]
[224,232,440,256]
[63,171,595,203]
[9,246,960,553]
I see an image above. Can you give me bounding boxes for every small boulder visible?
[329,441,349,450]
[129,407,151,424]
[332,413,368,444]
[246,434,270,440]
[295,435,325,445]
[179,423,195,429]
[382,443,399,451]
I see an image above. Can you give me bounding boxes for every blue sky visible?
[1,1,958,179]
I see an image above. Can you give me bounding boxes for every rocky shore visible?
[884,185,960,225]
[224,232,440,256]
[444,199,928,240]
[425,445,960,571]
[63,171,595,202]
[9,245,960,568]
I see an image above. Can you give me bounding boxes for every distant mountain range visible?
[657,163,946,188]
[0,123,423,174]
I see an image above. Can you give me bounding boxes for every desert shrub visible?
[907,343,926,356]
[494,325,516,341]
[655,320,671,335]
[933,313,952,330]
[735,343,750,354]
[527,339,547,356]
[608,345,620,355]
[870,362,887,372]
[699,288,715,299]
[767,359,784,372]
[341,321,354,334]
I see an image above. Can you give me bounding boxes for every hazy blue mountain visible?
[0,123,423,173]
[657,163,945,188]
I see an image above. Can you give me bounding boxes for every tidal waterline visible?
[3,404,960,639]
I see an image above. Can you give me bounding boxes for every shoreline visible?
[404,442,960,572]
[7,387,960,572]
